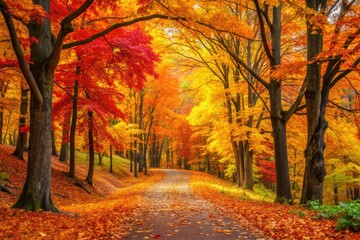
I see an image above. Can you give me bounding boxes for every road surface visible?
[126,169,266,239]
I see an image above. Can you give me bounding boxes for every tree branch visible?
[283,79,307,123]
[329,100,360,112]
[0,0,43,106]
[48,0,94,74]
[253,0,274,63]
[329,57,360,89]
[61,0,94,24]
[216,36,269,88]
[63,14,184,49]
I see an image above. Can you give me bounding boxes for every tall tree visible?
[0,0,166,211]
[301,0,360,204]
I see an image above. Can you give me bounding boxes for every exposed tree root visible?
[73,179,91,194]
[0,185,14,195]
[53,192,68,198]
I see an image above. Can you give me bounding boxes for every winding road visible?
[126,169,265,239]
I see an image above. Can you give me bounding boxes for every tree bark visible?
[85,92,95,185]
[109,144,113,173]
[0,110,3,144]
[129,149,133,172]
[206,154,211,173]
[12,88,29,160]
[138,89,144,172]
[243,144,253,190]
[133,141,138,177]
[98,152,103,165]
[13,3,57,210]
[69,78,79,178]
[51,130,58,156]
[269,80,292,203]
[300,0,326,205]
[59,111,71,162]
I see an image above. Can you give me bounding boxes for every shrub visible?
[308,200,360,231]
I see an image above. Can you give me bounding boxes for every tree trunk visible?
[301,87,328,204]
[98,152,103,165]
[3,110,12,144]
[143,144,148,175]
[51,130,58,156]
[239,141,245,186]
[69,78,79,178]
[59,111,71,162]
[85,92,95,185]
[154,138,164,168]
[243,144,253,190]
[269,80,293,203]
[109,144,113,173]
[138,89,144,172]
[150,132,156,167]
[300,0,326,205]
[133,141,138,177]
[0,110,3,144]
[166,145,170,169]
[13,6,57,210]
[206,154,211,173]
[12,89,29,160]
[129,149,133,172]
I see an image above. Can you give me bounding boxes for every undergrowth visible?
[308,200,360,231]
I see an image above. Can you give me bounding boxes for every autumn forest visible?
[0,0,360,239]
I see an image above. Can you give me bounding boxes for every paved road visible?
[126,169,264,239]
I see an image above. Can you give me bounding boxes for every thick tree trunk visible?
[12,89,29,160]
[300,0,326,205]
[85,92,95,185]
[69,79,79,178]
[13,88,56,211]
[59,111,71,162]
[12,1,58,211]
[301,88,328,204]
[269,80,293,203]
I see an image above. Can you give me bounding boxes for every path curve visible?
[126,169,264,239]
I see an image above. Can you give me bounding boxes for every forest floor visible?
[0,144,359,239]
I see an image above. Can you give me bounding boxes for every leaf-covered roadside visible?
[0,145,164,239]
[190,171,360,240]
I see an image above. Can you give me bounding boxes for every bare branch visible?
[329,100,360,112]
[283,80,307,123]
[216,35,269,88]
[54,81,73,99]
